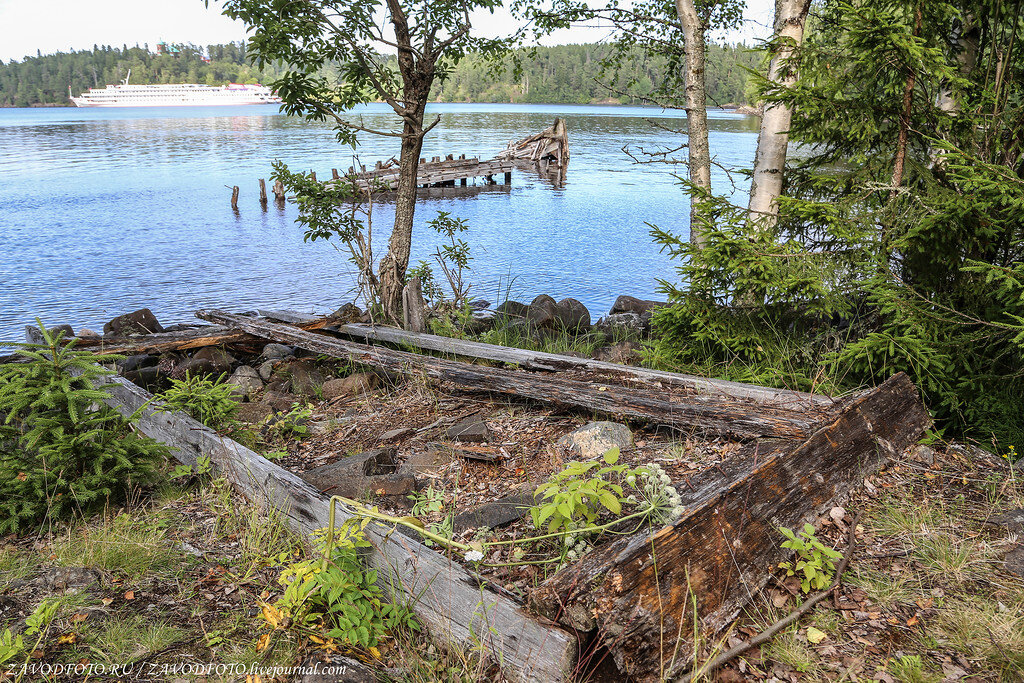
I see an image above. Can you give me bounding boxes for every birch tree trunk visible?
[675,0,711,247]
[747,0,812,229]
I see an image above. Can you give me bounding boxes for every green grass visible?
[0,546,40,592]
[934,595,1024,680]
[85,614,187,664]
[888,654,941,683]
[50,510,185,581]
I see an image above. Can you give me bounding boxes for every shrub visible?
[0,325,167,534]
[158,371,240,432]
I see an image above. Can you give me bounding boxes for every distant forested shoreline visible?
[0,41,760,108]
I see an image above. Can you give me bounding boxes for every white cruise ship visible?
[70,72,282,107]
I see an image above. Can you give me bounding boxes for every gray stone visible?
[262,391,299,414]
[260,343,294,360]
[77,328,99,337]
[104,308,164,336]
[526,294,560,329]
[172,347,236,379]
[123,366,162,390]
[595,312,648,339]
[236,402,273,423]
[286,360,324,397]
[453,490,537,532]
[556,297,591,331]
[912,444,936,465]
[495,300,530,325]
[294,654,378,683]
[118,353,158,373]
[227,365,263,398]
[329,303,363,322]
[380,427,415,442]
[592,342,642,365]
[557,421,633,459]
[300,448,415,499]
[258,359,277,382]
[986,508,1024,532]
[446,416,490,442]
[322,372,379,400]
[398,443,454,476]
[608,295,665,317]
[1005,545,1024,578]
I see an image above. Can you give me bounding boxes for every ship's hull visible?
[71,98,279,107]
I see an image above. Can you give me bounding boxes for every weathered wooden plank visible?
[196,310,823,440]
[335,323,833,410]
[529,372,930,681]
[94,373,577,683]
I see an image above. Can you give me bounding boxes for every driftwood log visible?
[92,373,577,682]
[530,372,930,680]
[195,310,826,440]
[497,118,570,167]
[334,322,832,410]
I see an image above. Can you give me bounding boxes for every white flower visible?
[464,550,485,562]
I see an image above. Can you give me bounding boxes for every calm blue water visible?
[0,103,758,341]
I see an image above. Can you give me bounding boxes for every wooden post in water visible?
[310,171,317,182]
[259,179,268,207]
[504,171,512,184]
[332,169,340,180]
[230,186,239,210]
[273,180,285,204]
[461,177,467,186]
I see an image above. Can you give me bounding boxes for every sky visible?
[0,0,776,64]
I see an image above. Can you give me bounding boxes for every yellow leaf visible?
[256,633,271,652]
[57,634,77,644]
[369,646,381,659]
[260,602,284,629]
[806,626,827,644]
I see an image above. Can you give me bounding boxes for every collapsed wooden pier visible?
[63,307,931,681]
[333,154,516,192]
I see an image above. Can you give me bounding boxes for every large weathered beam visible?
[196,310,824,440]
[335,322,832,410]
[94,373,577,683]
[530,372,930,681]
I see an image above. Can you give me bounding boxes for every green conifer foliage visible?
[0,325,168,534]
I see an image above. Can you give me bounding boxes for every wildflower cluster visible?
[631,463,686,525]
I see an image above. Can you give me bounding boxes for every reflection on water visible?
[0,103,759,340]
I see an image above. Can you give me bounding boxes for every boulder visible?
[104,308,164,336]
[608,295,665,317]
[262,391,299,414]
[260,343,294,361]
[594,312,648,339]
[453,489,537,532]
[468,299,491,311]
[446,416,490,443]
[123,366,163,391]
[258,359,277,382]
[592,341,643,365]
[322,372,379,400]
[557,421,633,459]
[461,309,496,336]
[172,347,236,379]
[330,303,363,323]
[556,297,591,331]
[1006,545,1024,579]
[236,402,273,424]
[227,365,263,399]
[495,300,530,325]
[398,443,454,477]
[77,328,99,337]
[300,448,415,499]
[526,294,560,329]
[286,360,324,397]
[118,353,158,373]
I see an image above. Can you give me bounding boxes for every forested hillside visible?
[0,42,760,108]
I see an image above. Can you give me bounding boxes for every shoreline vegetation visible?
[0,41,760,109]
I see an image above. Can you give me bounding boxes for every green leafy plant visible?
[170,454,213,480]
[778,523,843,593]
[532,448,630,534]
[0,598,59,670]
[408,485,445,516]
[0,324,166,534]
[263,517,417,650]
[271,404,313,440]
[158,371,240,433]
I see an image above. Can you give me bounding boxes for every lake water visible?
[0,103,759,342]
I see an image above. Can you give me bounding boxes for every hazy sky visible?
[0,0,775,63]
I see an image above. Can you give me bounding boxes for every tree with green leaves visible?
[0,326,167,534]
[217,0,506,322]
[651,0,1024,451]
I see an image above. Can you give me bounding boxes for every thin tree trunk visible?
[675,0,711,247]
[890,5,923,196]
[747,0,812,230]
[378,108,426,324]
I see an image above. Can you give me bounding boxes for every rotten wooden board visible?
[334,322,833,411]
[196,310,825,440]
[94,373,577,683]
[530,372,930,681]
